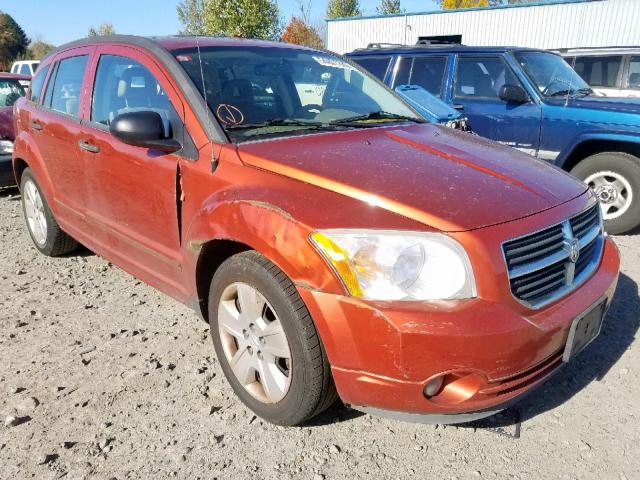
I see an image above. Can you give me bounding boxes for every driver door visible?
[78,46,188,298]
[452,55,541,156]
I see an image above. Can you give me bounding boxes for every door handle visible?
[29,120,43,131]
[79,140,100,153]
[452,104,465,111]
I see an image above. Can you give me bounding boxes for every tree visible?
[88,23,116,37]
[327,0,361,19]
[440,0,488,8]
[281,17,323,49]
[0,12,29,70]
[26,37,55,60]
[377,0,404,15]
[177,0,209,35]
[203,0,280,39]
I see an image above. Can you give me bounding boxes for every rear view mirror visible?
[499,84,529,104]
[110,111,181,153]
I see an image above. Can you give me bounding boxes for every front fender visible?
[182,190,346,300]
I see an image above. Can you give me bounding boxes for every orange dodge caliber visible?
[13,36,620,426]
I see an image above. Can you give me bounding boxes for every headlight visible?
[0,140,13,155]
[310,230,476,301]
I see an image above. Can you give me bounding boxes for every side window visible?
[11,64,17,74]
[28,64,50,103]
[454,56,520,100]
[19,64,31,76]
[48,55,88,117]
[91,55,171,136]
[627,56,640,89]
[351,56,391,81]
[573,56,622,88]
[391,56,447,97]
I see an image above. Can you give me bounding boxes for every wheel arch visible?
[559,136,640,173]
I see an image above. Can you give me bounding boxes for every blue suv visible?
[348,45,640,234]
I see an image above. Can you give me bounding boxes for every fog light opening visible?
[423,376,445,398]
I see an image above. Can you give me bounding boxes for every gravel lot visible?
[0,187,638,480]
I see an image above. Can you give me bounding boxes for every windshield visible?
[514,51,591,98]
[172,46,420,141]
[0,79,25,108]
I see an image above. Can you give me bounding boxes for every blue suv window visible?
[350,56,391,81]
[393,56,447,97]
[454,56,519,100]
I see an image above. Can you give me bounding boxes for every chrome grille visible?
[502,204,604,308]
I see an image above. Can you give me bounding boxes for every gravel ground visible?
[0,187,638,480]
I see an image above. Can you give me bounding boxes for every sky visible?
[2,0,439,46]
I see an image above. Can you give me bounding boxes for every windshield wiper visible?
[548,87,593,98]
[329,111,425,126]
[225,119,326,131]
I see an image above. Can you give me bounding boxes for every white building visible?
[327,0,640,54]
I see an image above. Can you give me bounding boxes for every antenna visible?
[195,35,220,172]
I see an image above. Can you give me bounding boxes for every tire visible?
[208,251,337,426]
[20,168,78,256]
[570,152,640,234]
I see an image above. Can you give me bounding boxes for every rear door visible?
[77,45,187,295]
[451,54,541,155]
[26,47,94,229]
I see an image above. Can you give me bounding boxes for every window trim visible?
[453,54,525,102]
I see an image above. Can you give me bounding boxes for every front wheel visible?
[571,152,640,234]
[208,251,337,426]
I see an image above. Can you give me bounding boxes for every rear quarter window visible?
[28,64,51,104]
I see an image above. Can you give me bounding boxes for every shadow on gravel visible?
[0,186,19,199]
[304,401,365,427]
[464,272,639,431]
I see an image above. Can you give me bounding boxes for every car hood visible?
[237,124,587,232]
[0,107,13,140]
[546,95,640,115]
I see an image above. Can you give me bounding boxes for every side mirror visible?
[110,111,181,153]
[499,84,529,104]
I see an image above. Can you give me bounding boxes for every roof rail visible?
[366,42,406,49]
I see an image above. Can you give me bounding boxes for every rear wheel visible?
[570,152,640,234]
[20,168,78,256]
[208,251,337,426]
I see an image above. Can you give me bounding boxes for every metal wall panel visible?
[327,0,640,54]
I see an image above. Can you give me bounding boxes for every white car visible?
[557,47,640,97]
[10,60,39,86]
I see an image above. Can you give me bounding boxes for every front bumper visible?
[0,154,15,187]
[298,235,619,422]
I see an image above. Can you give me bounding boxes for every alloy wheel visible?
[217,282,292,404]
[23,179,48,246]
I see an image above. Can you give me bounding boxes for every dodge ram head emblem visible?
[564,238,580,263]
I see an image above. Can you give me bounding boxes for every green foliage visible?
[0,12,29,70]
[377,0,404,15]
[440,0,488,8]
[203,0,280,39]
[177,0,209,35]
[327,0,361,19]
[88,23,116,37]
[26,37,55,60]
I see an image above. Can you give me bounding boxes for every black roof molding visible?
[44,35,228,145]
